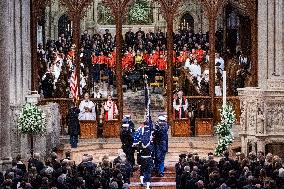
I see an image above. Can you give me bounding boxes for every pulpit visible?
[80,120,97,139]
[171,119,191,137]
[195,118,213,136]
[103,120,120,138]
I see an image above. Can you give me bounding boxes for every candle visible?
[223,71,227,108]
[71,21,73,36]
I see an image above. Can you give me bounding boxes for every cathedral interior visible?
[0,0,284,188]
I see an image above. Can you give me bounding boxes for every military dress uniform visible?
[153,116,169,176]
[122,115,135,134]
[120,123,135,167]
[133,123,154,189]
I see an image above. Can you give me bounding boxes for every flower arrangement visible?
[214,104,236,156]
[18,103,46,135]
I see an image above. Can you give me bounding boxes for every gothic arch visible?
[173,5,203,33]
[58,14,72,37]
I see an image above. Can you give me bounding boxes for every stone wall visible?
[0,0,31,170]
[44,0,212,40]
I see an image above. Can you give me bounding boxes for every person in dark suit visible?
[125,28,135,48]
[66,102,81,148]
[192,104,213,136]
[28,153,44,173]
[194,104,213,119]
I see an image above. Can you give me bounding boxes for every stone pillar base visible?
[0,157,12,171]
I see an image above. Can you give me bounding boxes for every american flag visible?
[144,75,153,130]
[70,68,78,99]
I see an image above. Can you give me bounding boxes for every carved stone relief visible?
[238,88,284,155]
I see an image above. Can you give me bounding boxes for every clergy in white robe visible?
[79,93,96,120]
[184,58,191,69]
[190,60,201,78]
[104,95,118,121]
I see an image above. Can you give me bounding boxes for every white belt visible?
[141,156,151,158]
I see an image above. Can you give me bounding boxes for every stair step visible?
[129,182,176,189]
[131,176,175,182]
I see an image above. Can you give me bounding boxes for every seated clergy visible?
[104,95,118,121]
[194,104,213,119]
[79,93,96,120]
[173,90,188,119]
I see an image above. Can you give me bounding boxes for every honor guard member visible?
[122,115,135,134]
[120,123,135,167]
[153,115,169,176]
[66,102,81,148]
[133,122,154,189]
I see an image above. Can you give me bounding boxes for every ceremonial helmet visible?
[158,115,166,121]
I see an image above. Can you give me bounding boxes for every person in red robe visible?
[196,45,205,64]
[104,95,118,121]
[111,48,116,69]
[122,52,132,71]
[67,44,76,61]
[97,51,106,65]
[147,53,156,67]
[107,52,116,70]
[157,54,167,71]
[153,50,160,64]
[143,50,150,64]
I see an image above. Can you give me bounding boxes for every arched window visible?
[58,14,72,37]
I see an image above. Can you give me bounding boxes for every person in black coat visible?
[66,102,81,148]
[120,123,135,167]
[41,72,54,98]
[28,153,44,174]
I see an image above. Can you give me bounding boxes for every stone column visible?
[258,0,284,89]
[275,0,283,78]
[0,0,12,170]
[258,0,268,89]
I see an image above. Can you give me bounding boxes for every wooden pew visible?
[195,118,213,136]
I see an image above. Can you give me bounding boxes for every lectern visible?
[103,120,120,138]
[80,120,97,139]
[195,118,213,136]
[172,119,191,137]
